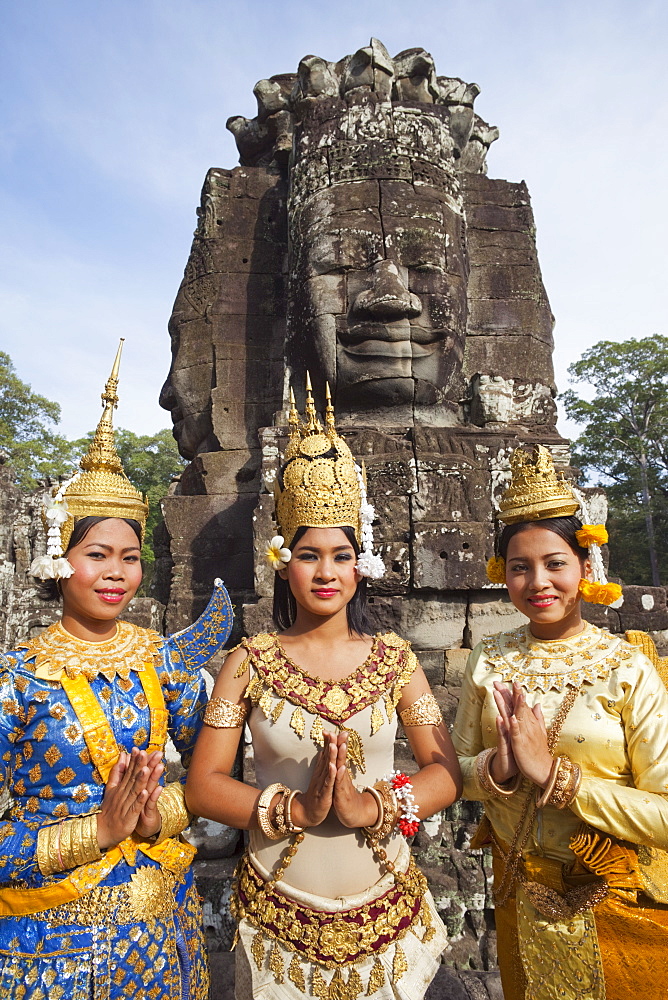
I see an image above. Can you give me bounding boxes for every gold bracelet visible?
[549,758,581,809]
[536,757,562,808]
[362,785,385,835]
[400,692,443,727]
[203,697,248,728]
[274,791,289,837]
[155,782,192,843]
[362,781,398,840]
[284,789,305,833]
[36,823,58,876]
[477,748,521,799]
[256,783,290,840]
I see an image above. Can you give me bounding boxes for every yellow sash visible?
[0,660,195,917]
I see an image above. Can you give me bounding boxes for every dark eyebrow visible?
[82,542,140,554]
[295,544,354,553]
[507,551,570,561]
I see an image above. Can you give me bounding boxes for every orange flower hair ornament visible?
[486,556,506,585]
[575,524,608,548]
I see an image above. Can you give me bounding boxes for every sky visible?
[1,0,667,445]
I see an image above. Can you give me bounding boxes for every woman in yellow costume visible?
[186,383,462,1000]
[0,342,233,999]
[452,444,668,1000]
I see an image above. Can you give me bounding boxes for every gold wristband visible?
[536,757,562,808]
[155,782,192,842]
[400,692,443,727]
[284,789,305,834]
[39,814,102,874]
[203,697,248,728]
[256,782,290,840]
[477,748,521,798]
[362,781,397,840]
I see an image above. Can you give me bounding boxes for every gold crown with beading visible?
[58,340,148,549]
[275,379,362,547]
[498,445,579,524]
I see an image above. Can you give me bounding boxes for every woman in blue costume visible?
[0,342,233,999]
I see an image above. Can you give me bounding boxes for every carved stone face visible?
[159,304,216,462]
[288,178,468,414]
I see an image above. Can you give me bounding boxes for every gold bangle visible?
[284,789,305,834]
[37,823,58,876]
[550,758,581,809]
[155,782,192,843]
[400,692,443,727]
[362,785,385,835]
[477,748,521,799]
[536,757,562,808]
[256,782,289,840]
[274,791,288,837]
[203,697,248,728]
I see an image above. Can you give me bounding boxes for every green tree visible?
[0,352,78,488]
[562,335,668,587]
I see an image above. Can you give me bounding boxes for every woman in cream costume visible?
[453,444,668,1000]
[187,384,462,1000]
[0,342,233,999]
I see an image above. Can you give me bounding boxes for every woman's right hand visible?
[491,682,519,783]
[289,732,340,829]
[96,749,152,851]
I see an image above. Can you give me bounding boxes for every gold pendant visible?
[288,953,306,992]
[271,698,285,722]
[290,707,306,738]
[251,930,265,969]
[392,943,408,981]
[340,726,366,774]
[269,941,285,983]
[366,959,385,995]
[370,704,384,735]
[310,716,325,747]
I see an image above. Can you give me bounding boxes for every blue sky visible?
[2,0,667,442]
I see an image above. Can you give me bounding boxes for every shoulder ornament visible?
[25,621,162,682]
[167,578,234,671]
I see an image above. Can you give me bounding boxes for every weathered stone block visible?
[467,592,528,646]
[412,464,492,524]
[463,335,555,386]
[178,450,262,497]
[413,524,493,590]
[467,297,554,343]
[445,648,471,686]
[618,585,667,614]
[468,264,543,301]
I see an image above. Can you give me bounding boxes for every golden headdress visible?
[30,340,149,581]
[497,444,579,524]
[488,443,622,606]
[269,377,384,579]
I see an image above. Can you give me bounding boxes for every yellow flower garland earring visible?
[578,579,622,606]
[486,556,506,585]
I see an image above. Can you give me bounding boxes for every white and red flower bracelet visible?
[386,770,420,837]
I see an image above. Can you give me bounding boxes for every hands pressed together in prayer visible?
[289,732,379,830]
[491,682,554,789]
[97,748,164,851]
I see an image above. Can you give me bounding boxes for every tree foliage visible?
[0,352,78,488]
[562,335,668,586]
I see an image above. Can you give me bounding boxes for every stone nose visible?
[352,261,422,320]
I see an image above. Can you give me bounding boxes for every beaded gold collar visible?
[482,622,634,693]
[21,621,162,682]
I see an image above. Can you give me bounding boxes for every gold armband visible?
[400,692,443,727]
[203,697,248,728]
[37,813,102,876]
[155,782,192,843]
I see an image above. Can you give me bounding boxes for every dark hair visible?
[499,516,589,562]
[272,525,375,637]
[37,516,143,602]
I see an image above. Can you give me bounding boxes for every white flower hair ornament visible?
[29,473,81,581]
[354,464,385,580]
[265,535,292,571]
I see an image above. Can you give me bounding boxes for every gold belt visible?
[39,867,178,927]
[232,850,432,969]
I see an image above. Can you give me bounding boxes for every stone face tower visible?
[158,39,566,658]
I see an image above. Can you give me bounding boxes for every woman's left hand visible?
[507,684,553,787]
[331,734,379,829]
[135,751,164,840]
